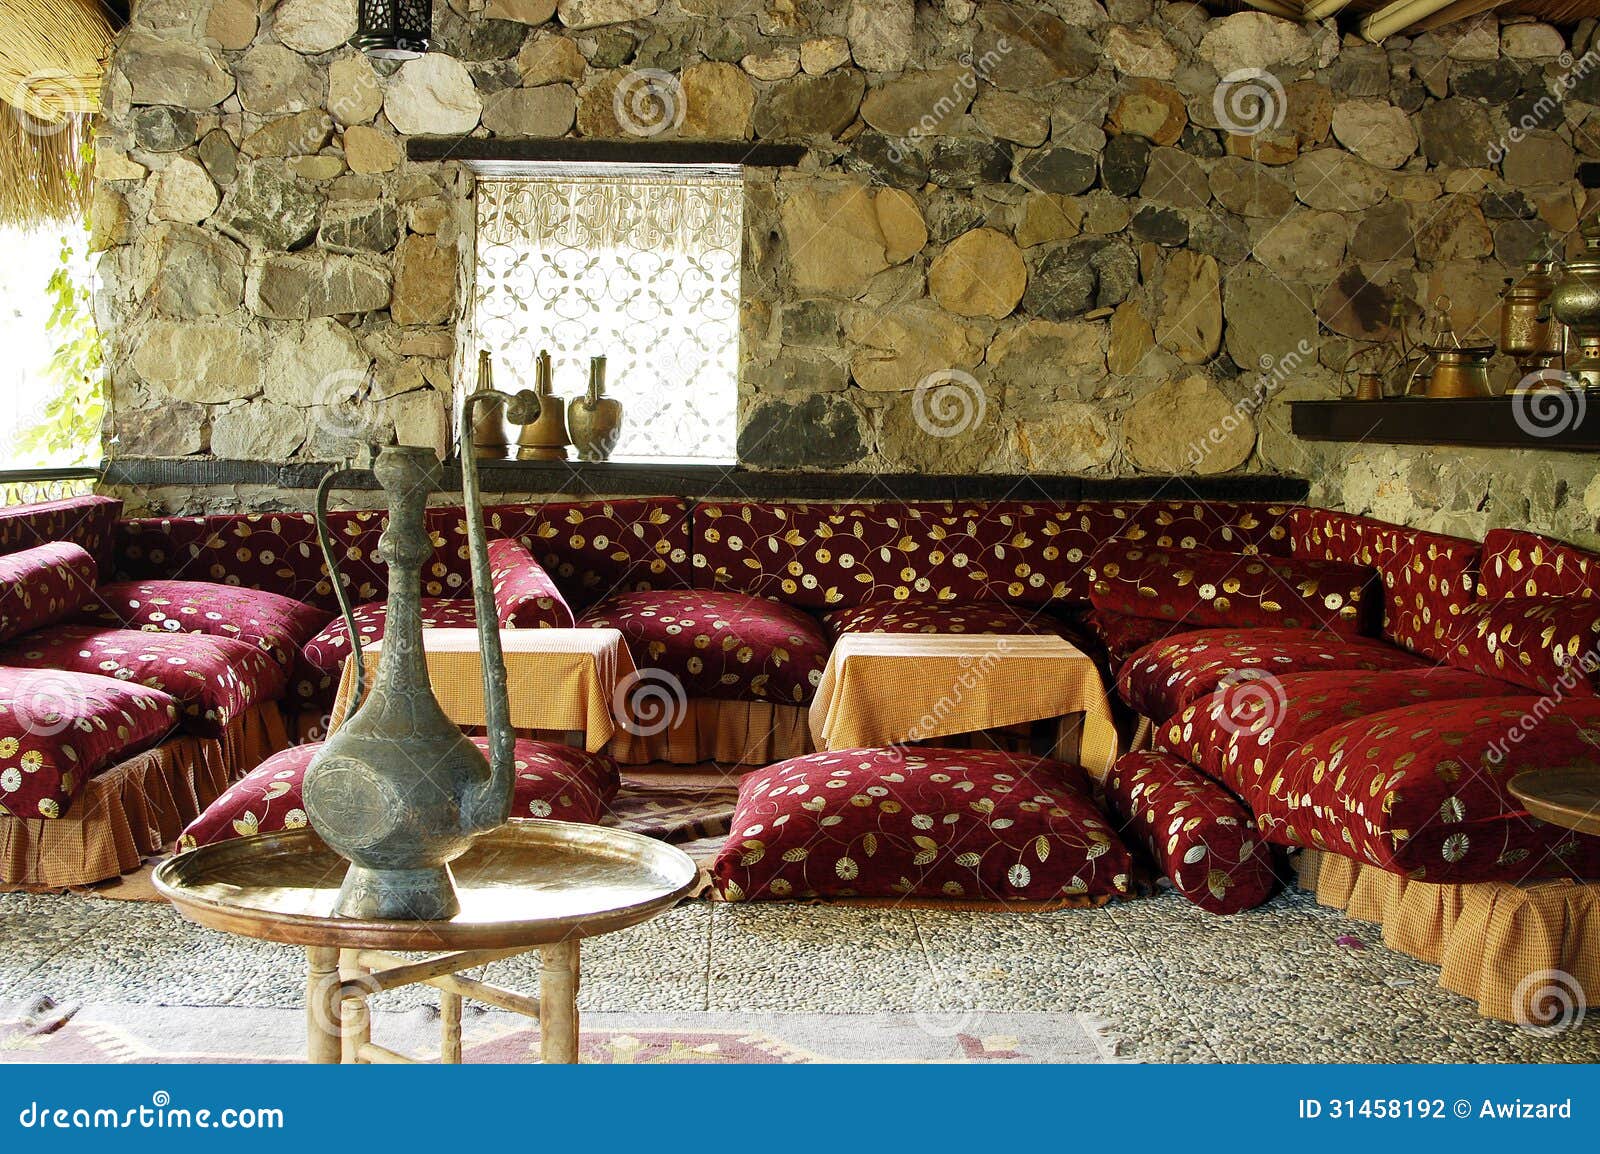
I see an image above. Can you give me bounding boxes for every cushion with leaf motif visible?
[487,537,575,628]
[82,579,332,671]
[1442,597,1600,698]
[0,542,99,645]
[712,746,1140,903]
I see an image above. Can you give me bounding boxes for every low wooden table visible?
[808,633,1120,777]
[154,822,697,1064]
[1509,769,1600,837]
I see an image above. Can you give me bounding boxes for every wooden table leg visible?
[539,940,580,1064]
[339,948,372,1064]
[440,990,463,1064]
[306,945,342,1064]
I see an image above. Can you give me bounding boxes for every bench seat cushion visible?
[1101,752,1278,914]
[83,579,332,671]
[1257,697,1600,884]
[487,537,574,628]
[293,598,481,708]
[0,626,284,737]
[819,599,1067,641]
[0,666,179,820]
[1478,528,1600,600]
[179,736,621,850]
[712,746,1139,903]
[1117,627,1427,725]
[578,589,829,706]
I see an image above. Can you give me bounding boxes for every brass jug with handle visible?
[302,361,541,921]
[1405,295,1494,399]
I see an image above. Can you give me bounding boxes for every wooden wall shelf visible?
[1291,396,1600,453]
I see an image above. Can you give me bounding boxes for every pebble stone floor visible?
[2,886,1597,1063]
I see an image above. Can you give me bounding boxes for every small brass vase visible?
[517,351,572,461]
[470,351,510,460]
[568,355,623,462]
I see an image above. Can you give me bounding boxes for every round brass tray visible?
[153,821,699,951]
[1509,769,1600,839]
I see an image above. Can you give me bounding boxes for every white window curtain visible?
[472,168,742,462]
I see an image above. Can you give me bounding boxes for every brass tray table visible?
[154,822,697,1065]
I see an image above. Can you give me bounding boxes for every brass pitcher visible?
[516,350,572,461]
[303,367,541,921]
[470,351,510,460]
[568,355,624,462]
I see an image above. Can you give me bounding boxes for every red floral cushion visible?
[1478,529,1600,600]
[1117,628,1428,725]
[1101,752,1278,914]
[0,495,121,576]
[178,736,621,850]
[0,665,179,819]
[820,599,1065,641]
[0,542,99,645]
[487,537,574,628]
[578,589,829,706]
[1086,541,1378,638]
[1158,668,1520,805]
[1443,597,1600,697]
[82,579,333,671]
[293,598,480,708]
[712,746,1139,902]
[1288,507,1480,662]
[1083,609,1201,672]
[0,625,285,737]
[1257,697,1600,883]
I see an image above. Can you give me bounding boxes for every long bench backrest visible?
[0,495,123,577]
[1477,527,1600,600]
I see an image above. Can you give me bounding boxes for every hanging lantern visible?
[351,0,432,60]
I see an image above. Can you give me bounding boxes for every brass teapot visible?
[1404,296,1494,399]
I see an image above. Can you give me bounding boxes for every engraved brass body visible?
[1548,215,1600,390]
[1500,261,1565,377]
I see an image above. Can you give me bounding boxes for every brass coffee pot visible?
[1405,296,1495,399]
[1547,214,1600,390]
[517,350,572,461]
[568,355,624,462]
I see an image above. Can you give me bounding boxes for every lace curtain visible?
[473,170,742,462]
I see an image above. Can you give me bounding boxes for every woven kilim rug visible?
[0,1002,1126,1064]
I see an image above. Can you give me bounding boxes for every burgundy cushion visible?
[1116,627,1428,724]
[1101,752,1278,914]
[0,495,121,576]
[1083,609,1202,672]
[1442,597,1600,698]
[293,598,480,708]
[0,666,179,820]
[578,589,829,706]
[178,736,621,850]
[82,579,332,670]
[0,542,99,645]
[1257,697,1600,884]
[820,599,1065,641]
[1288,507,1480,662]
[1157,668,1520,807]
[1086,541,1378,638]
[0,625,285,737]
[487,537,575,628]
[1478,529,1600,600]
[712,747,1139,902]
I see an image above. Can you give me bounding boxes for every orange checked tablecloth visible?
[329,628,636,754]
[808,633,1120,777]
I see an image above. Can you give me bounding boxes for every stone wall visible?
[93,0,1598,539]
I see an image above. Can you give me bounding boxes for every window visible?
[472,164,742,463]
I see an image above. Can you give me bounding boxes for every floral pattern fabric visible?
[0,496,122,577]
[578,589,829,705]
[178,736,622,850]
[0,625,285,737]
[1101,752,1278,914]
[820,599,1066,642]
[1086,541,1379,637]
[1288,507,1480,663]
[1157,668,1520,802]
[712,747,1139,903]
[1478,529,1600,600]
[1443,597,1600,697]
[1256,696,1600,884]
[1082,609,1201,673]
[0,665,179,820]
[0,542,99,645]
[294,598,481,707]
[1116,627,1427,725]
[487,537,575,628]
[82,579,333,671]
